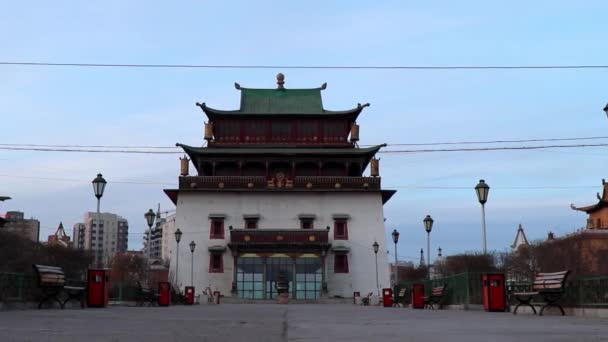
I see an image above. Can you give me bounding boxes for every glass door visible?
[295,257,322,299]
[265,257,293,299]
[236,257,264,299]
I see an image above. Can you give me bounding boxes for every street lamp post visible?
[189,241,196,287]
[391,229,400,285]
[144,209,156,279]
[174,228,182,289]
[475,179,490,254]
[92,174,107,268]
[423,215,434,280]
[372,241,379,296]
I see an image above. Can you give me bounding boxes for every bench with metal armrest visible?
[512,270,570,316]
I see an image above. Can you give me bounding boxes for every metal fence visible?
[399,272,485,306]
[399,273,608,308]
[0,272,86,303]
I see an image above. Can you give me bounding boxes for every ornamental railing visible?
[178,176,380,190]
[230,229,329,245]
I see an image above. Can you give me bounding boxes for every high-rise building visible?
[72,223,86,249]
[73,212,129,266]
[2,211,40,242]
[164,74,395,298]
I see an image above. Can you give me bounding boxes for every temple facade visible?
[165,74,395,299]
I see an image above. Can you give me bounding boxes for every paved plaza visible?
[0,304,606,342]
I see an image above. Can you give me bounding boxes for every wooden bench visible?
[136,281,158,307]
[423,285,446,310]
[512,270,570,316]
[32,264,85,309]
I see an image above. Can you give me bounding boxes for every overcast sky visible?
[1,1,607,262]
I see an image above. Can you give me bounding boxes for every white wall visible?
[169,191,391,298]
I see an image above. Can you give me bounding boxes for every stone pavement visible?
[0,304,606,342]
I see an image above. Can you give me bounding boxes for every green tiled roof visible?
[240,88,323,114]
[196,82,369,118]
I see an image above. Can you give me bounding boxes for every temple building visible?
[571,179,608,230]
[164,74,395,299]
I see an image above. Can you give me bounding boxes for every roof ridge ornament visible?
[357,103,370,108]
[234,82,241,90]
[195,102,206,109]
[276,73,285,89]
[320,82,327,90]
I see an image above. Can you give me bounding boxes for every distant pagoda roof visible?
[571,179,608,213]
[196,73,369,119]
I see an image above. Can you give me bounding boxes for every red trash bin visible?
[158,282,171,306]
[482,273,506,312]
[411,283,425,309]
[382,288,393,307]
[184,286,195,305]
[87,269,109,308]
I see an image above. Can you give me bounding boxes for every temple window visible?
[271,121,292,142]
[321,162,345,176]
[333,220,348,240]
[209,218,225,239]
[334,254,349,273]
[298,214,316,229]
[296,120,318,142]
[244,215,259,229]
[209,253,224,273]
[243,120,266,142]
[300,219,314,229]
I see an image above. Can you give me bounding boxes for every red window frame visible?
[300,219,314,229]
[245,218,258,229]
[334,254,349,273]
[210,219,225,239]
[209,253,224,273]
[334,220,348,240]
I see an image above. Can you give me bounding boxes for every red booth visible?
[482,273,506,312]
[158,282,171,306]
[411,283,425,309]
[382,288,393,307]
[184,286,195,305]
[87,269,109,308]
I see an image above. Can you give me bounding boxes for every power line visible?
[0,143,177,149]
[375,136,608,147]
[4,135,608,150]
[379,143,608,154]
[0,174,174,185]
[2,61,608,70]
[0,146,178,154]
[2,142,608,155]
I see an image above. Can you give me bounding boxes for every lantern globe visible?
[372,241,379,254]
[144,209,156,228]
[189,240,196,253]
[391,229,400,244]
[475,179,490,205]
[423,215,434,233]
[174,228,182,243]
[92,173,107,199]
